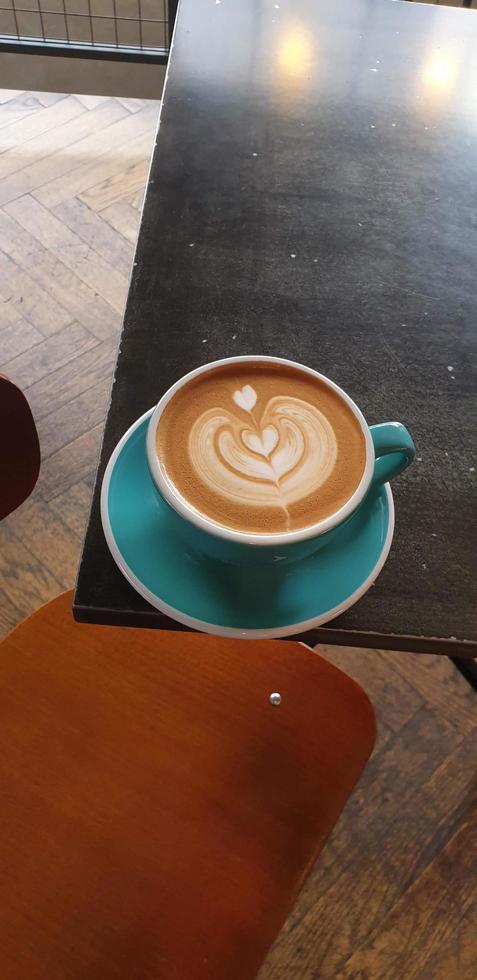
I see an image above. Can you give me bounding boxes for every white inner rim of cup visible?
[146,356,375,546]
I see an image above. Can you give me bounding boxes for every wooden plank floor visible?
[0,89,157,635]
[1,90,476,980]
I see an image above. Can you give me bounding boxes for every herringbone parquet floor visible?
[0,88,159,636]
[0,88,476,980]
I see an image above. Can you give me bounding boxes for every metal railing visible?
[0,0,178,62]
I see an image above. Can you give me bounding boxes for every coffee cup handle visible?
[369,422,416,486]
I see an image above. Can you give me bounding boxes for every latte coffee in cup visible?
[155,361,366,535]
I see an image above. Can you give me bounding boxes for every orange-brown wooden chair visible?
[0,374,40,520]
[0,592,375,979]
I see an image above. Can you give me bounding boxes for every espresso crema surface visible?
[155,363,366,534]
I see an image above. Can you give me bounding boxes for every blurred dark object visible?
[405,0,476,8]
[0,375,40,520]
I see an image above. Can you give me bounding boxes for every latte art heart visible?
[188,386,338,525]
[233,385,257,412]
[242,425,278,457]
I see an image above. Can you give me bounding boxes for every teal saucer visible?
[101,410,394,639]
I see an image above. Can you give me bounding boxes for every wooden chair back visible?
[0,592,375,979]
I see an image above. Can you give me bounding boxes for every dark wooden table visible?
[74,0,477,659]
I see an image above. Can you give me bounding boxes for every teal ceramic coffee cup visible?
[146,356,415,565]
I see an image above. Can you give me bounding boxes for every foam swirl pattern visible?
[188,386,337,526]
